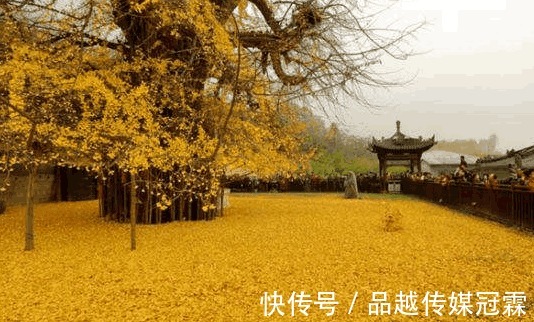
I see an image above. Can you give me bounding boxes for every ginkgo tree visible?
[0,17,82,250]
[1,0,422,229]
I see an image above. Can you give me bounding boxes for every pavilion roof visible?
[368,121,436,154]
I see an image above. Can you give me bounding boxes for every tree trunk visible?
[120,172,127,222]
[187,194,192,221]
[147,171,152,224]
[178,194,183,221]
[220,188,225,217]
[170,196,176,221]
[98,176,105,217]
[142,171,149,223]
[156,206,162,224]
[98,171,225,223]
[130,173,137,251]
[113,172,119,220]
[24,164,37,251]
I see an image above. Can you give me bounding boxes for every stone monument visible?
[344,171,360,199]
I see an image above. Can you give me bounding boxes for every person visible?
[460,155,468,170]
[485,174,498,189]
[528,172,534,191]
[508,163,518,180]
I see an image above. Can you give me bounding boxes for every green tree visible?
[303,119,378,175]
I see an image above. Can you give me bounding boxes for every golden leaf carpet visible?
[0,193,532,321]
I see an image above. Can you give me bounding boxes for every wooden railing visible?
[401,179,534,230]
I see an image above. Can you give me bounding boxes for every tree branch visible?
[249,0,282,34]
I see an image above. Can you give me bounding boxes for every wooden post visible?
[130,173,137,251]
[511,184,515,224]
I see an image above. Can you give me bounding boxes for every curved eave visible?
[369,136,436,154]
[371,144,435,154]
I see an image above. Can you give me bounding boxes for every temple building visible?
[421,150,477,176]
[476,145,534,179]
[368,121,436,179]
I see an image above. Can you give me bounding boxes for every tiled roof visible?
[422,150,477,165]
[368,121,435,153]
[370,137,435,152]
[477,144,534,164]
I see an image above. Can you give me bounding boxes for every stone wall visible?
[0,166,58,206]
[0,166,97,206]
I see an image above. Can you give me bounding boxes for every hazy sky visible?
[335,0,534,152]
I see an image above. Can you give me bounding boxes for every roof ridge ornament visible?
[391,120,406,144]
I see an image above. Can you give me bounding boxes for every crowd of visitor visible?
[405,156,534,190]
